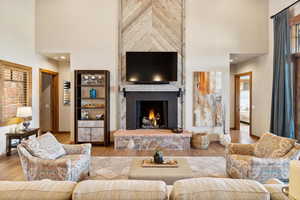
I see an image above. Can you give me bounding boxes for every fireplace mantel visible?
[120,84,184,92]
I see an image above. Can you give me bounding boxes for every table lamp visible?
[289,160,300,200]
[16,106,32,130]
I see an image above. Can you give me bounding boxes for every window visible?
[0,60,32,126]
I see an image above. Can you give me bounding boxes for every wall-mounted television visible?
[126,52,177,83]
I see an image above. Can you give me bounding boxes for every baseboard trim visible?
[56,131,71,134]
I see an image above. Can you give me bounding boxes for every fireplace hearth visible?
[126,92,178,130]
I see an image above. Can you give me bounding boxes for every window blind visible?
[0,61,32,126]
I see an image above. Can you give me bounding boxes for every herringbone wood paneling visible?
[120,0,184,82]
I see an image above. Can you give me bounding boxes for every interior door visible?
[234,76,240,130]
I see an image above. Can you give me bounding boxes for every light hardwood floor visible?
[0,130,256,181]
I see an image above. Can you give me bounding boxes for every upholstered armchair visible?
[226,133,300,183]
[18,135,91,182]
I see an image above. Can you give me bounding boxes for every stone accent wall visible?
[119,0,185,129]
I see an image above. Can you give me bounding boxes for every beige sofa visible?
[0,178,287,200]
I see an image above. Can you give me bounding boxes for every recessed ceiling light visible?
[230,59,234,63]
[60,56,66,60]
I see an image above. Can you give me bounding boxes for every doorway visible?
[234,72,252,136]
[39,69,59,133]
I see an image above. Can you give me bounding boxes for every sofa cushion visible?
[254,133,296,158]
[264,184,288,200]
[73,180,168,200]
[170,178,270,200]
[22,132,66,160]
[0,180,76,200]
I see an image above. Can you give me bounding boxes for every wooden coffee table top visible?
[128,158,193,185]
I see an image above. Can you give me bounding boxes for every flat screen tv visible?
[126,52,177,83]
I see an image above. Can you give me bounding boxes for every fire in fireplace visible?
[142,109,161,128]
[137,101,168,129]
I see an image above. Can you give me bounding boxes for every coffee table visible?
[128,158,193,185]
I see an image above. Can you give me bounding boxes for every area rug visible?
[89,156,228,180]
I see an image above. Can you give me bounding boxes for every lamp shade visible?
[16,107,32,118]
[289,160,300,199]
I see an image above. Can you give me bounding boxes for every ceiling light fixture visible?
[60,56,66,60]
[230,59,234,63]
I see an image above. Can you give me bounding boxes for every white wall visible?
[227,0,300,137]
[0,0,58,155]
[37,0,300,140]
[58,61,71,132]
[36,0,118,141]
[185,0,268,134]
[230,56,271,137]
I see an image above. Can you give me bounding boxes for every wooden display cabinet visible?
[74,70,110,146]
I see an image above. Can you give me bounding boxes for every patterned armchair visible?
[226,133,300,183]
[18,142,91,182]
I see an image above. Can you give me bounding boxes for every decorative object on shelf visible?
[192,133,210,149]
[82,103,105,108]
[96,114,104,120]
[81,111,89,120]
[81,74,104,85]
[89,88,97,98]
[153,150,164,164]
[63,81,71,105]
[172,128,183,134]
[16,107,32,130]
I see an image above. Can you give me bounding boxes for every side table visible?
[6,128,39,156]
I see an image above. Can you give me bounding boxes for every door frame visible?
[234,72,253,136]
[39,69,59,133]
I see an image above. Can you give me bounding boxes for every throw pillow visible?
[254,132,296,158]
[22,137,54,160]
[22,132,66,160]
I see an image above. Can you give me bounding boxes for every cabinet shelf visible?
[79,97,105,100]
[78,119,104,121]
[77,107,105,109]
[78,84,105,87]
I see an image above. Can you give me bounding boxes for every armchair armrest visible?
[283,144,300,160]
[250,157,290,183]
[251,157,290,166]
[226,143,255,155]
[62,143,91,155]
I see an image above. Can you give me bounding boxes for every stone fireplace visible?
[118,0,185,130]
[126,91,178,130]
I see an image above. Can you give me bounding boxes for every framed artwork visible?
[193,71,223,128]
[63,81,71,105]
